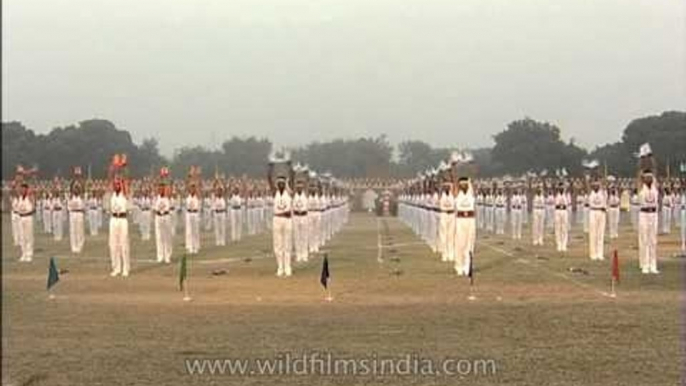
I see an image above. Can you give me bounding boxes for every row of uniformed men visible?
[10,178,350,280]
[398,174,685,275]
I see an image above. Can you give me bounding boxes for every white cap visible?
[639,143,652,157]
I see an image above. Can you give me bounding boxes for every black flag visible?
[467,251,474,286]
[320,254,330,289]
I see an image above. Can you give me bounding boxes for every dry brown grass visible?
[2,213,683,385]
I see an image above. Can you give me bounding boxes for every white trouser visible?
[308,213,320,253]
[230,209,242,241]
[185,212,200,254]
[88,209,99,236]
[511,209,522,240]
[661,206,671,234]
[139,210,152,240]
[204,208,213,231]
[608,207,620,239]
[109,218,130,275]
[638,212,658,273]
[214,212,226,246]
[680,209,685,251]
[294,214,309,262]
[554,210,568,252]
[532,209,545,245]
[11,213,20,246]
[69,212,85,253]
[582,207,589,233]
[53,210,64,241]
[273,216,292,276]
[454,217,475,275]
[588,209,606,260]
[43,209,52,233]
[19,216,34,261]
[439,213,455,261]
[495,208,506,234]
[155,215,173,263]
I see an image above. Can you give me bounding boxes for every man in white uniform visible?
[68,183,86,254]
[154,182,173,263]
[272,177,293,277]
[638,170,659,274]
[292,181,309,263]
[438,182,455,262]
[587,179,607,260]
[185,184,201,255]
[229,187,243,242]
[454,177,476,276]
[212,184,227,246]
[109,179,130,277]
[17,183,35,262]
[532,186,546,246]
[554,184,570,253]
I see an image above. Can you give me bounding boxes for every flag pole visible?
[467,251,476,301]
[325,281,333,302]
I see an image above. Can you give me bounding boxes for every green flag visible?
[47,257,59,290]
[179,254,187,291]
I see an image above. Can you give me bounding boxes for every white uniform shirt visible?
[639,184,658,210]
[18,195,34,215]
[293,192,308,213]
[186,195,201,212]
[455,190,475,212]
[154,195,171,215]
[273,190,292,215]
[588,190,607,210]
[110,192,128,215]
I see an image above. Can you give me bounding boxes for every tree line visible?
[2,111,684,180]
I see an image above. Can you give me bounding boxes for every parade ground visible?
[2,213,683,385]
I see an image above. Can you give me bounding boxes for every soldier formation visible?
[397,144,686,276]
[5,152,351,279]
[4,143,685,278]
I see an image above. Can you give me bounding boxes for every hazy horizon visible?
[3,0,685,156]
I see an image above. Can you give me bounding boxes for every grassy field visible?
[2,212,684,385]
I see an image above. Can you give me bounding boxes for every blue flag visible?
[320,254,330,289]
[47,257,59,290]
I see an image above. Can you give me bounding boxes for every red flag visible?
[612,250,620,283]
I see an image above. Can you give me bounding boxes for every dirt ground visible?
[2,212,684,385]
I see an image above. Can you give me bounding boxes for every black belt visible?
[54,207,63,211]
[141,208,150,211]
[232,206,241,210]
[90,207,98,210]
[71,209,85,213]
[275,213,291,218]
[156,211,169,216]
[20,212,35,217]
[294,211,308,216]
[457,211,475,218]
[512,206,522,210]
[640,208,657,213]
[112,213,127,218]
[215,209,226,213]
[609,205,619,208]
[555,206,567,210]
[187,210,199,213]
[442,210,455,214]
[591,208,606,212]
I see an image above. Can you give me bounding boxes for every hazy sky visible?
[3,0,685,156]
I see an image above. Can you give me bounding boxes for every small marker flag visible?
[320,254,330,289]
[47,257,59,290]
[179,254,188,291]
[612,250,620,284]
[468,251,474,286]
